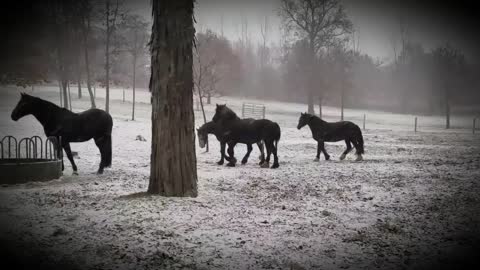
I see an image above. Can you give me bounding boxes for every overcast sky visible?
[127,0,479,62]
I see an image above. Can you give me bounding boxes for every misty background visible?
[1,0,479,118]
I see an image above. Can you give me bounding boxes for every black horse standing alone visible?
[212,104,281,168]
[297,113,364,161]
[11,93,113,174]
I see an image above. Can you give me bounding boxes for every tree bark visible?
[149,0,198,197]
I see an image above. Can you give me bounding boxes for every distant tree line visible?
[193,0,479,129]
[0,0,150,119]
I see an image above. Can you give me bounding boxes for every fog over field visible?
[0,1,479,270]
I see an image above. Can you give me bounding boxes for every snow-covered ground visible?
[0,85,479,270]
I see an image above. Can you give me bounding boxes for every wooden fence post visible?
[414,117,418,132]
[363,114,366,131]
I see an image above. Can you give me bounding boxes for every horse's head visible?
[196,126,208,148]
[297,112,312,130]
[11,93,36,121]
[212,104,235,122]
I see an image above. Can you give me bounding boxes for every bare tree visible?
[79,0,96,108]
[280,0,353,114]
[149,0,198,196]
[121,15,149,120]
[104,0,121,113]
[432,44,466,129]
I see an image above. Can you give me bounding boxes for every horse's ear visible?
[216,104,219,107]
[301,112,304,116]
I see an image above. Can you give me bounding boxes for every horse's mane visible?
[199,121,216,133]
[220,106,239,120]
[28,94,72,114]
[307,113,326,124]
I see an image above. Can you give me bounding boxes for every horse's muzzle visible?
[11,113,19,121]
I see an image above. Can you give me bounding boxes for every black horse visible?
[197,121,264,165]
[297,112,364,161]
[11,93,113,174]
[212,104,281,168]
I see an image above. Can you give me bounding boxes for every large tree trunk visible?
[148,0,198,196]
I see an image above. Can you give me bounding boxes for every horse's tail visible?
[356,126,364,155]
[104,134,112,167]
[274,122,281,150]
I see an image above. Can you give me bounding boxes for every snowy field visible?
[0,85,479,270]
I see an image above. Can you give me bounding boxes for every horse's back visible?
[78,109,113,134]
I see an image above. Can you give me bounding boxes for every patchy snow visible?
[0,85,479,269]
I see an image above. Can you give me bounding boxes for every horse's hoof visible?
[313,157,320,162]
[355,155,363,161]
[225,156,231,162]
[339,154,346,161]
[260,162,270,168]
[226,163,236,167]
[325,155,330,161]
[72,171,79,176]
[271,163,279,169]
[217,161,224,165]
[241,159,248,165]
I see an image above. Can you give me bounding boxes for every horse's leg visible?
[51,137,64,171]
[257,141,265,165]
[217,142,226,165]
[351,140,363,161]
[320,141,330,160]
[226,142,237,167]
[62,143,78,175]
[340,140,353,160]
[242,144,253,165]
[94,137,106,174]
[314,140,321,162]
[271,141,279,169]
[261,140,272,168]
